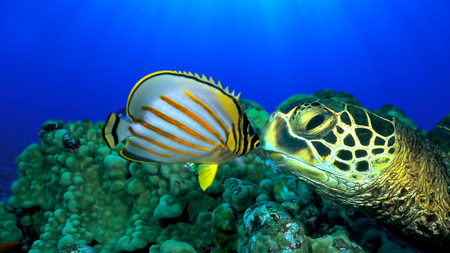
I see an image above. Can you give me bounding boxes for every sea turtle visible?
[260,98,450,246]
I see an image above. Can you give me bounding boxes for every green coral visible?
[150,239,196,253]
[0,118,362,252]
[241,201,364,253]
[240,98,269,133]
[0,202,23,245]
[4,120,189,252]
[3,118,274,252]
[1,93,428,252]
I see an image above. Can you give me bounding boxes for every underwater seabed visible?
[0,90,442,253]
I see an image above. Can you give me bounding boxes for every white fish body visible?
[102,71,259,190]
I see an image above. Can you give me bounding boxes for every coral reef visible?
[0,93,429,252]
[241,201,309,252]
[240,99,269,134]
[0,202,23,245]
[57,243,96,253]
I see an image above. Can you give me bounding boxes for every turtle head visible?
[261,99,399,196]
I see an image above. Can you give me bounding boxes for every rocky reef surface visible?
[0,91,427,252]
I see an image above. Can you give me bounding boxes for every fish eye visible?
[306,114,327,131]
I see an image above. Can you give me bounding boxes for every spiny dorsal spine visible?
[175,70,240,99]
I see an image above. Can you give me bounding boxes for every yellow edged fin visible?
[198,164,218,191]
[101,113,132,149]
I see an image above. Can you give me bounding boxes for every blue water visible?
[1,0,450,197]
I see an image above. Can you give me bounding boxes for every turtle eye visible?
[306,114,326,131]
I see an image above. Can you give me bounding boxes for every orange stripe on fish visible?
[183,90,228,134]
[217,150,232,158]
[128,140,172,158]
[132,117,211,152]
[221,152,236,161]
[159,95,224,142]
[129,127,201,156]
[141,106,216,146]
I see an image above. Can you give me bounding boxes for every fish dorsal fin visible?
[138,70,242,102]
[187,72,216,86]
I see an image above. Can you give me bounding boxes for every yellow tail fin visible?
[198,164,218,191]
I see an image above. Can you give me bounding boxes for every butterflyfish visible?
[102,71,260,190]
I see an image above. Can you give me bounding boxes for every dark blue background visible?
[1,0,449,191]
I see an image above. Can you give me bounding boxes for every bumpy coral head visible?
[260,98,399,198]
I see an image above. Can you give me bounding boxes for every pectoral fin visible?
[198,164,218,191]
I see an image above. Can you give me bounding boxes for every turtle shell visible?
[430,112,450,155]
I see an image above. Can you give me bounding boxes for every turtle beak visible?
[260,112,281,152]
[260,112,291,165]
